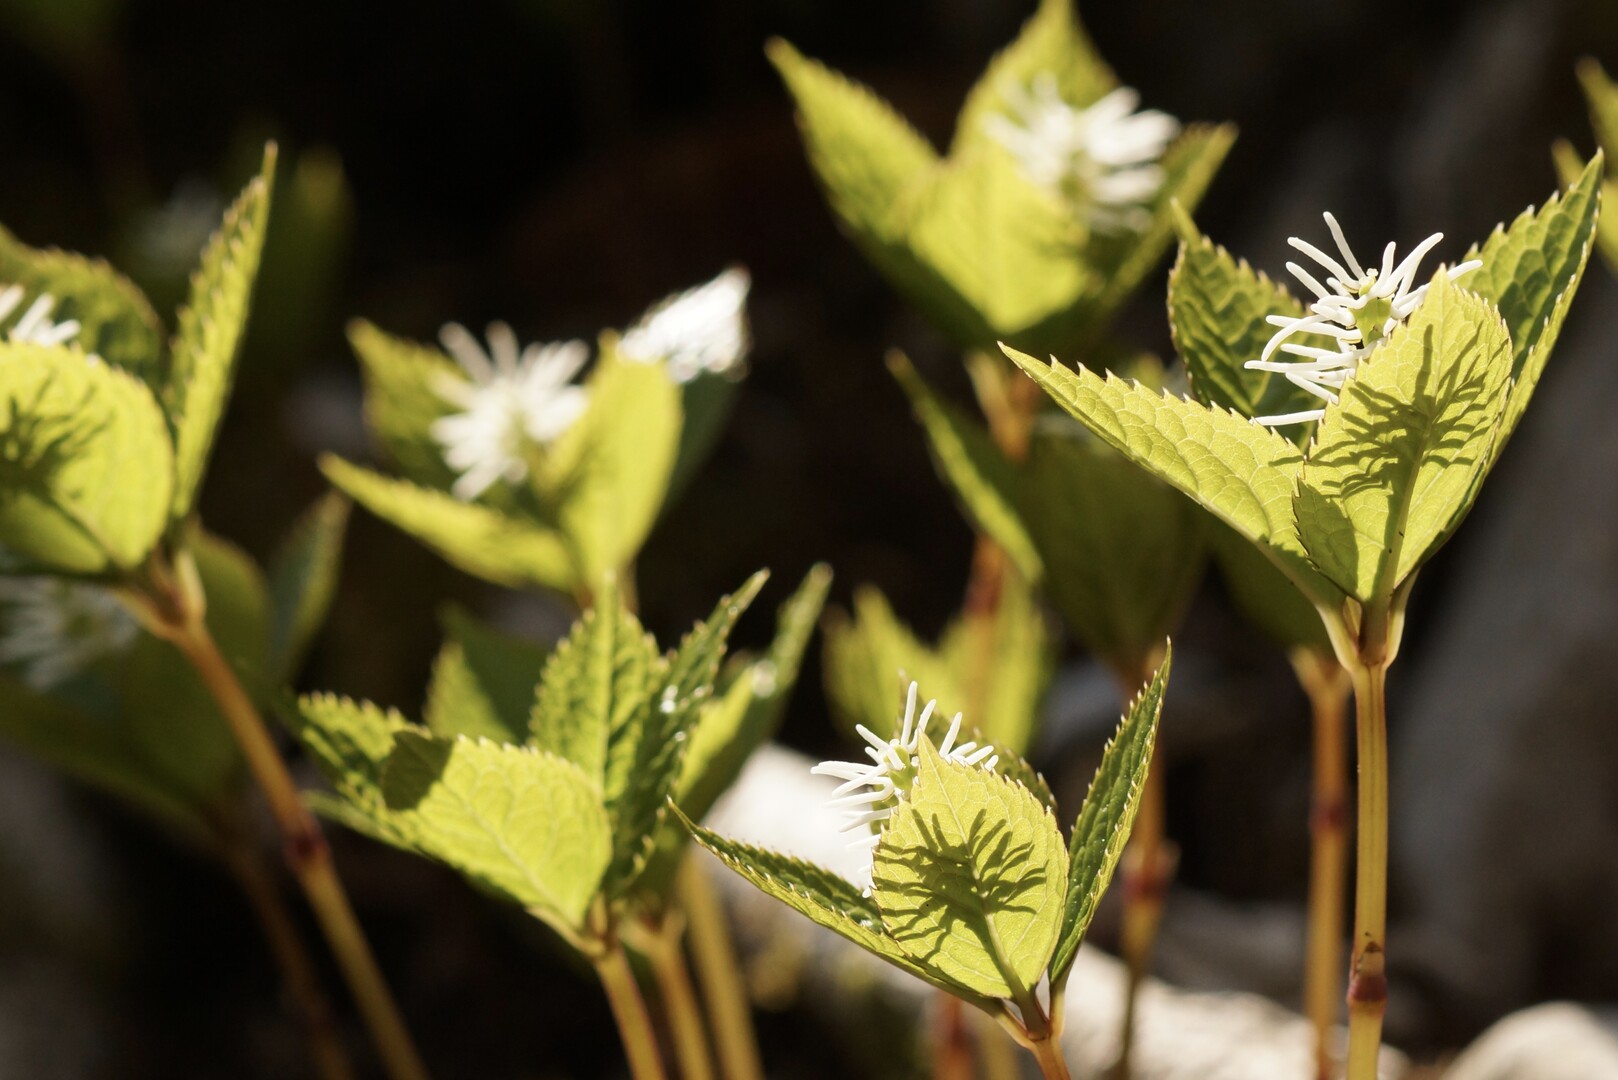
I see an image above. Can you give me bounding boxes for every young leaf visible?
[1002,344,1335,607]
[166,144,276,520]
[266,491,349,682]
[873,736,1068,1000]
[888,351,1041,580]
[1553,141,1618,275]
[1018,431,1203,672]
[320,455,578,591]
[1461,154,1601,464]
[347,319,461,491]
[381,732,611,928]
[605,572,768,893]
[528,576,661,794]
[1293,273,1513,603]
[674,805,989,1006]
[554,346,682,587]
[424,606,547,744]
[1168,208,1317,427]
[0,343,173,573]
[0,223,164,380]
[287,693,418,847]
[1050,645,1168,984]
[823,587,967,742]
[937,567,1053,756]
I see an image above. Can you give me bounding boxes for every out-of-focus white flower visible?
[811,681,1000,854]
[0,577,138,690]
[1245,214,1482,427]
[0,285,81,347]
[620,268,750,383]
[430,322,589,501]
[985,77,1179,233]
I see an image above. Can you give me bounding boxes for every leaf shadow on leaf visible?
[1300,321,1491,588]
[379,735,451,812]
[876,807,1046,968]
[0,370,104,491]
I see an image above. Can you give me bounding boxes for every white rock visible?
[1445,1003,1618,1080]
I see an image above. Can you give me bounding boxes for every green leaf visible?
[873,736,1067,999]
[0,223,164,380]
[823,587,966,743]
[528,576,661,794]
[1553,141,1618,276]
[766,38,938,251]
[1002,345,1337,608]
[937,568,1053,756]
[165,144,276,520]
[667,369,739,505]
[286,693,417,846]
[1208,520,1330,654]
[1461,154,1601,463]
[636,566,833,901]
[603,572,767,894]
[347,319,462,492]
[0,343,173,573]
[951,0,1115,158]
[1293,273,1513,602]
[266,491,349,682]
[674,805,988,1005]
[1579,59,1618,156]
[381,732,611,927]
[555,345,682,586]
[1018,430,1203,671]
[1051,645,1168,984]
[1168,207,1317,428]
[424,606,547,744]
[321,455,577,591]
[889,351,1041,580]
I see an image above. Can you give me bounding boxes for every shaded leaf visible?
[266,491,349,682]
[424,606,547,744]
[347,319,461,491]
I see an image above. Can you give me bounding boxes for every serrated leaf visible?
[889,351,1041,580]
[1168,208,1317,429]
[637,566,833,901]
[873,736,1067,999]
[424,606,547,744]
[0,223,164,380]
[604,573,767,894]
[555,346,682,587]
[347,319,462,492]
[1002,345,1338,608]
[321,455,577,591]
[286,692,417,846]
[1461,154,1601,464]
[266,491,349,682]
[166,144,275,520]
[1293,273,1512,603]
[1553,141,1618,276]
[674,805,988,1005]
[0,343,173,573]
[528,577,660,794]
[951,0,1116,159]
[823,587,966,743]
[1018,430,1203,671]
[381,733,611,927]
[1051,644,1168,983]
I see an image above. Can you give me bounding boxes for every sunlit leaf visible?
[424,606,547,744]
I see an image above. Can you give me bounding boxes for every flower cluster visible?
[1245,214,1482,427]
[0,284,81,347]
[812,681,999,853]
[620,267,751,384]
[0,577,138,690]
[985,78,1179,232]
[429,268,751,502]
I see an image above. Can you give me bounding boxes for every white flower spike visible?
[985,77,1180,233]
[811,681,1000,856]
[1245,214,1482,427]
[0,284,81,347]
[430,322,589,502]
[0,577,138,691]
[620,267,751,384]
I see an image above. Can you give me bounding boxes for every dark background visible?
[1,0,1616,1075]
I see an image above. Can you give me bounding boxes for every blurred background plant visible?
[1,0,1617,1077]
